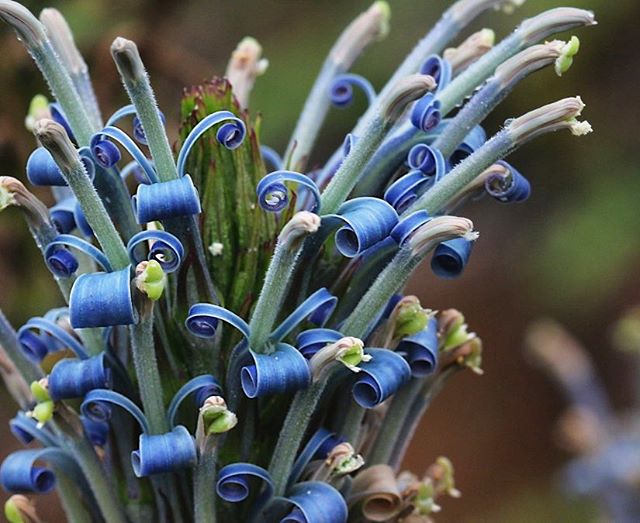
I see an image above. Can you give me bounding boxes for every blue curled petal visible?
[69,267,137,328]
[44,234,112,278]
[131,425,196,477]
[49,198,76,233]
[241,343,310,398]
[132,174,201,224]
[449,125,487,167]
[26,147,94,186]
[289,428,344,488]
[397,317,438,377]
[177,110,246,176]
[81,415,109,447]
[120,160,149,185]
[10,413,58,447]
[410,92,442,132]
[0,448,74,494]
[390,211,431,247]
[106,104,166,146]
[326,197,399,258]
[430,237,473,279]
[256,170,321,213]
[484,161,531,203]
[296,328,343,359]
[90,126,158,183]
[72,201,93,238]
[185,303,250,340]
[384,171,431,213]
[127,230,184,273]
[49,103,75,143]
[419,54,452,92]
[81,389,149,433]
[329,73,376,108]
[167,375,222,428]
[352,348,412,408]
[407,143,446,178]
[281,482,348,523]
[271,288,338,342]
[18,316,88,362]
[48,353,111,400]
[216,463,274,508]
[132,113,166,145]
[261,145,284,171]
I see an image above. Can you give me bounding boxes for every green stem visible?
[56,473,92,523]
[130,309,168,434]
[339,398,366,448]
[194,438,218,523]
[0,308,41,384]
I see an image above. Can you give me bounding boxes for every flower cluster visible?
[0,1,594,522]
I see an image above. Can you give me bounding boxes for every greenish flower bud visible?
[310,337,370,379]
[24,94,50,132]
[135,260,166,301]
[414,480,440,516]
[199,396,237,435]
[328,443,365,475]
[32,400,54,426]
[4,494,39,523]
[393,297,430,339]
[428,456,461,498]
[555,36,580,76]
[30,379,50,403]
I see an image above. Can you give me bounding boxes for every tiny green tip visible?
[135,260,166,301]
[32,400,54,425]
[555,36,580,76]
[30,380,50,403]
[4,499,24,523]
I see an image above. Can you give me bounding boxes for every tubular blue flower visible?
[256,170,321,213]
[127,230,184,273]
[352,348,412,408]
[69,267,137,328]
[166,374,222,428]
[241,342,310,398]
[419,54,452,93]
[176,110,246,177]
[0,448,74,494]
[484,160,531,203]
[296,328,343,359]
[26,146,94,186]
[44,234,112,278]
[132,174,201,224]
[90,126,157,183]
[430,237,474,279]
[410,92,442,132]
[324,197,399,258]
[397,316,439,377]
[270,288,338,342]
[281,482,348,523]
[48,353,111,400]
[18,315,88,362]
[185,303,250,340]
[329,73,376,108]
[131,426,197,478]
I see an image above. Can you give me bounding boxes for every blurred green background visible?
[0,0,638,520]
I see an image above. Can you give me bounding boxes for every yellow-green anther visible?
[455,337,484,375]
[135,260,166,301]
[32,400,54,426]
[24,94,50,131]
[310,337,369,378]
[199,396,237,435]
[555,36,580,76]
[30,379,50,403]
[415,481,440,515]
[431,456,461,498]
[393,297,430,339]
[4,495,40,523]
[337,340,371,371]
[442,322,473,351]
[0,1,47,46]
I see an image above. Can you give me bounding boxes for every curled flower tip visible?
[24,95,50,132]
[392,296,431,339]
[0,177,51,230]
[330,1,391,67]
[407,216,477,258]
[555,36,580,77]
[279,211,321,249]
[134,260,166,302]
[0,1,46,47]
[494,40,570,88]
[197,396,237,437]
[447,336,483,374]
[309,336,368,379]
[226,36,268,109]
[349,464,403,522]
[519,8,596,45]
[507,97,592,145]
[450,0,526,27]
[39,8,86,75]
[32,119,80,174]
[110,37,145,84]
[28,379,54,427]
[4,494,41,523]
[381,74,436,126]
[326,442,364,475]
[525,319,593,385]
[444,28,495,75]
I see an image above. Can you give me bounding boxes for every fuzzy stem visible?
[194,438,218,523]
[56,473,92,523]
[0,308,41,384]
[111,37,178,182]
[130,309,168,435]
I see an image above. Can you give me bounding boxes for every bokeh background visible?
[1,0,638,520]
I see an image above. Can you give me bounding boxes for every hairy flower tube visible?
[0,0,595,521]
